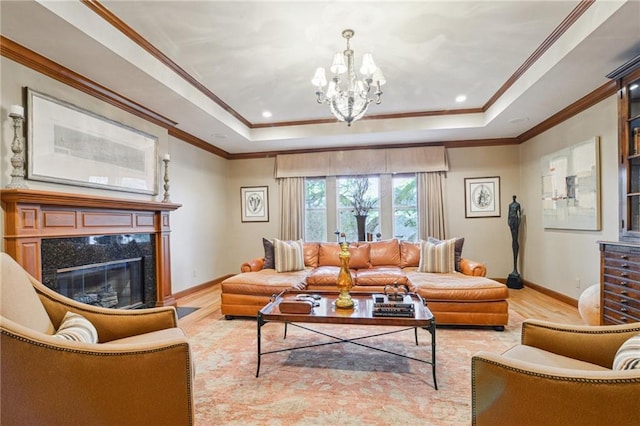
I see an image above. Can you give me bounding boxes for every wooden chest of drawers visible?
[600,242,640,325]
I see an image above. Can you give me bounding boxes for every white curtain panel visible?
[278,177,304,240]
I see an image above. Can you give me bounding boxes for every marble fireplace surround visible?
[0,189,181,307]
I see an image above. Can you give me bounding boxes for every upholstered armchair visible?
[472,319,640,426]
[0,253,194,425]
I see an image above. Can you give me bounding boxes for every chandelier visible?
[311,29,386,126]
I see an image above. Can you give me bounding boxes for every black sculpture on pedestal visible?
[507,195,523,289]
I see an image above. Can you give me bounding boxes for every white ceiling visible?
[1,1,639,155]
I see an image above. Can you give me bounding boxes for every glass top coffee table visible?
[256,290,437,389]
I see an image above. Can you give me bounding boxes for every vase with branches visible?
[349,177,377,216]
[345,177,377,241]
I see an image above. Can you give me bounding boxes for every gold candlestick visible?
[335,241,354,309]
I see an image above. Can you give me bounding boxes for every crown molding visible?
[1,13,615,160]
[517,80,617,143]
[0,36,176,129]
[483,0,594,112]
[168,127,230,159]
[81,0,251,129]
[81,0,595,129]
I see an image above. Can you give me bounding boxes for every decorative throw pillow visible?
[52,311,98,344]
[613,333,640,370]
[318,243,341,267]
[428,236,465,271]
[303,242,320,268]
[399,241,421,268]
[262,237,275,269]
[348,244,371,269]
[418,239,456,273]
[274,239,305,273]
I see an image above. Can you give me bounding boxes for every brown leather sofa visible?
[222,239,509,328]
[472,319,640,425]
[0,253,195,425]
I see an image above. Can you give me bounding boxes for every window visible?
[392,175,417,241]
[304,178,326,241]
[337,176,380,242]
[303,174,418,242]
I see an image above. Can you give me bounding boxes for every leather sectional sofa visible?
[221,239,509,329]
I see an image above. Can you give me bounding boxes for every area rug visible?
[187,312,524,425]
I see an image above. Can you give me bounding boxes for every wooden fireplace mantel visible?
[1,188,182,307]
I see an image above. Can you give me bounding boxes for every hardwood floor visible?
[177,284,585,332]
[506,287,583,324]
[176,284,223,333]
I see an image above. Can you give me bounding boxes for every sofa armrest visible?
[520,319,640,368]
[472,351,640,426]
[459,258,486,276]
[1,320,194,425]
[241,257,265,272]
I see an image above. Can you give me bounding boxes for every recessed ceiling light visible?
[455,95,467,103]
[262,111,272,118]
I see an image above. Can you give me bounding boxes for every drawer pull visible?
[621,263,629,268]
[621,281,628,287]
[621,307,628,313]
[620,255,629,260]
[620,272,628,277]
[621,290,628,295]
[620,299,628,304]
[620,316,627,322]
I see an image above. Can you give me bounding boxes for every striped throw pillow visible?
[53,311,98,344]
[613,333,640,370]
[418,239,456,273]
[274,239,305,272]
[428,236,465,271]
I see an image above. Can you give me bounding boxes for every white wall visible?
[168,135,230,292]
[446,145,521,278]
[225,157,279,271]
[1,57,231,296]
[518,96,619,299]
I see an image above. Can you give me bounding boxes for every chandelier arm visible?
[374,82,383,104]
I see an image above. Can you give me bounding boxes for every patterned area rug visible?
[188,312,524,425]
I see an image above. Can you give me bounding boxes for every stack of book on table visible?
[371,294,415,318]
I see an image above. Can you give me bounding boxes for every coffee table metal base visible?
[256,316,437,389]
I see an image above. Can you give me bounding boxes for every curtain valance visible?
[275,146,448,178]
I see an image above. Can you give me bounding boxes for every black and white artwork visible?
[465,176,500,218]
[241,186,269,222]
[27,88,158,195]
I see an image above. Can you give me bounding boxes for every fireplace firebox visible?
[41,235,156,309]
[56,258,143,309]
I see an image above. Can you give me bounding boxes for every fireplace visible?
[0,189,181,307]
[56,258,143,308]
[41,234,156,309]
